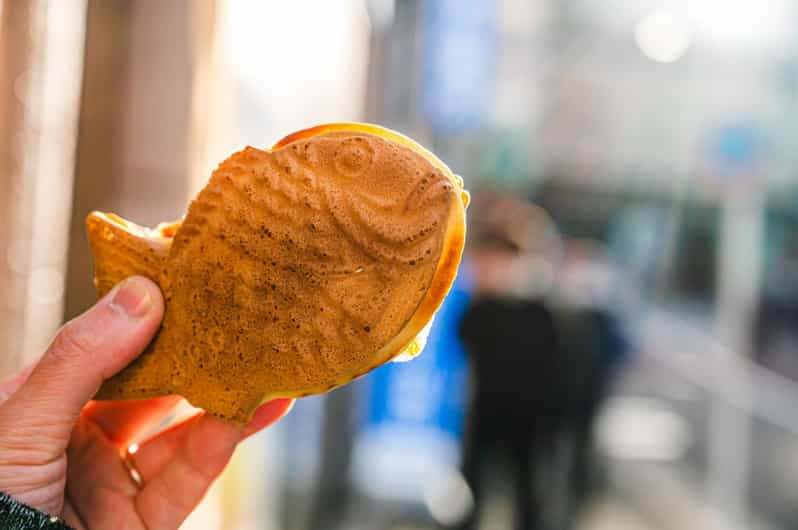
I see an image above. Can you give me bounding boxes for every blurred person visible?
[456,193,562,530]
[547,238,630,523]
[0,276,293,530]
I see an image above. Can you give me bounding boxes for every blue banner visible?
[351,266,473,500]
[421,0,497,133]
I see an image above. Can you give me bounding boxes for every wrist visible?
[0,491,73,530]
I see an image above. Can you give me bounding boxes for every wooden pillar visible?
[0,1,34,377]
[0,0,87,375]
[65,0,206,319]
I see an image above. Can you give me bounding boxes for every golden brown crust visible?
[92,127,466,423]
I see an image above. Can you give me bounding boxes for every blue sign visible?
[710,122,763,178]
[360,270,471,436]
[351,266,473,500]
[421,0,497,133]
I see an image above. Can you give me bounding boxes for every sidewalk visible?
[578,498,656,530]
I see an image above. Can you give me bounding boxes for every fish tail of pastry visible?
[85,211,172,298]
[87,211,179,403]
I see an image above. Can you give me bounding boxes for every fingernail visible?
[110,277,153,318]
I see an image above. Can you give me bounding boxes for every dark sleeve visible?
[458,299,493,352]
[458,306,476,351]
[0,493,74,530]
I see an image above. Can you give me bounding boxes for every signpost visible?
[706,121,764,530]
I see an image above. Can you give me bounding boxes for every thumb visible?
[2,276,163,453]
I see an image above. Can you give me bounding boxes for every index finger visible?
[131,398,293,528]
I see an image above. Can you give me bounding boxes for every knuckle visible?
[50,321,97,364]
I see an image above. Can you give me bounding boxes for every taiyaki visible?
[88,123,468,423]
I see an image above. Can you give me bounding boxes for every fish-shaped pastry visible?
[87,123,468,423]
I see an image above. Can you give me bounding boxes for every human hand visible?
[0,276,293,529]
